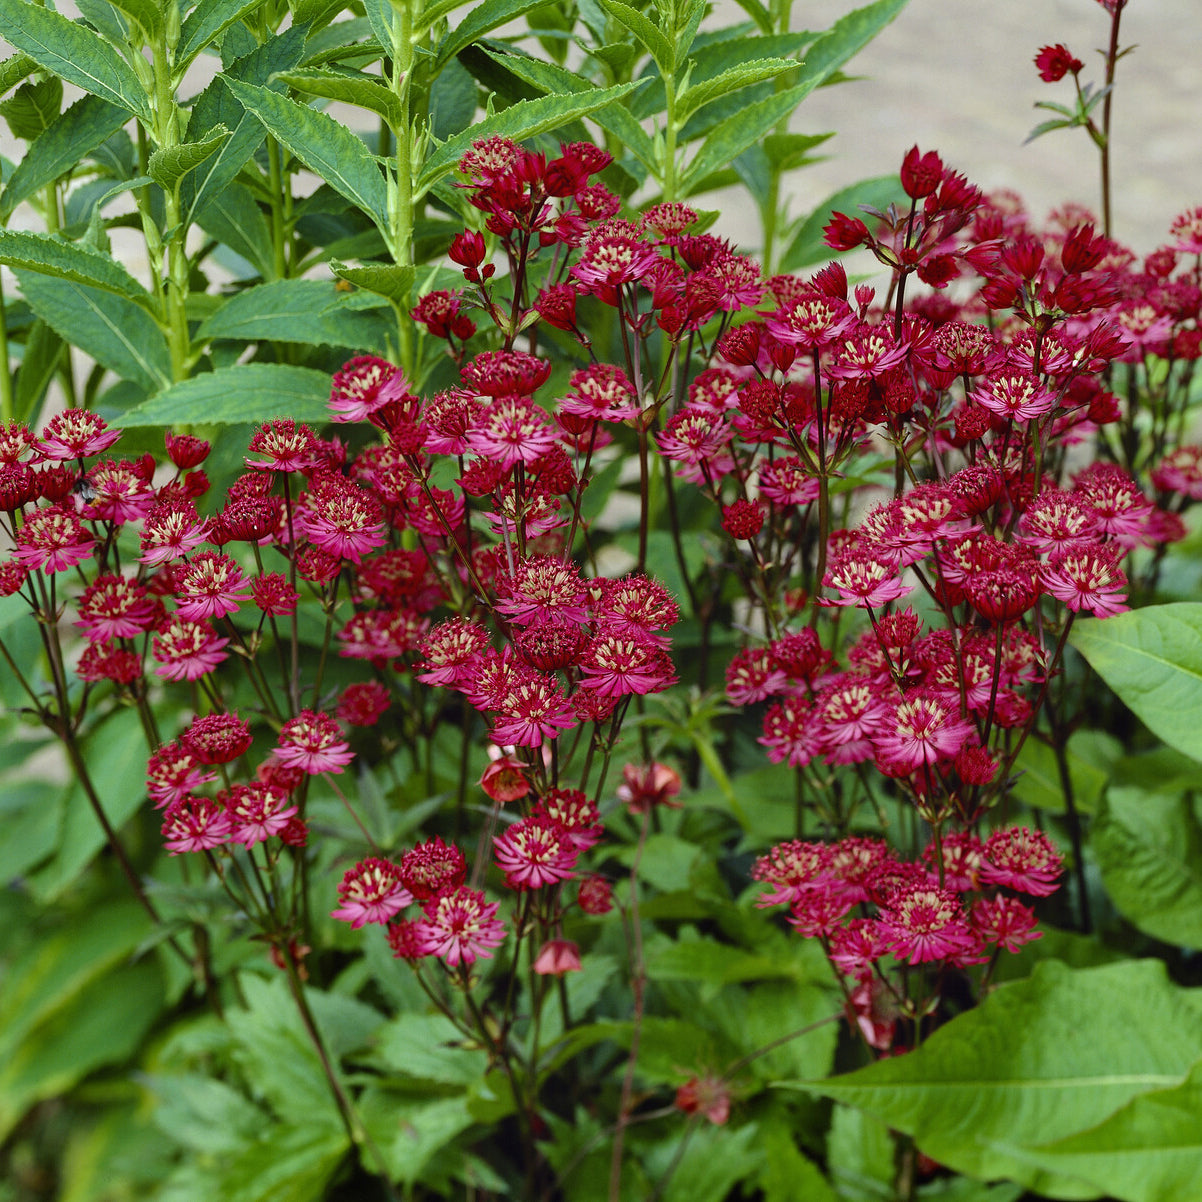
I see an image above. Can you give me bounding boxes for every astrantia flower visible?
[161,796,233,854]
[400,836,467,900]
[759,456,820,506]
[147,741,217,809]
[822,551,913,609]
[725,646,789,706]
[1041,542,1128,615]
[165,431,211,469]
[175,551,252,621]
[874,691,975,774]
[751,840,833,908]
[180,712,252,765]
[337,607,428,663]
[577,874,614,914]
[139,497,210,566]
[275,710,354,775]
[980,826,1063,896]
[296,474,386,564]
[972,895,1042,952]
[675,1075,730,1126]
[491,674,576,747]
[251,572,299,616]
[464,395,559,467]
[462,349,551,397]
[496,556,589,626]
[152,615,230,681]
[876,884,979,965]
[75,574,157,642]
[578,631,677,698]
[336,681,391,727]
[1035,43,1083,83]
[329,355,408,423]
[828,919,890,979]
[494,815,578,889]
[76,642,141,684]
[532,939,582,975]
[532,788,603,850]
[971,371,1057,421]
[244,419,317,472]
[417,617,491,687]
[759,696,822,767]
[35,408,122,461]
[224,781,298,847]
[332,857,413,927]
[418,886,506,967]
[616,761,682,813]
[479,754,530,802]
[82,459,156,524]
[14,504,94,572]
[560,363,640,422]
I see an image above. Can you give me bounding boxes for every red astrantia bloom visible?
[336,681,391,726]
[578,874,614,914]
[418,886,506,967]
[331,857,413,927]
[900,146,943,199]
[251,572,299,616]
[462,349,551,397]
[532,939,582,975]
[759,696,822,767]
[180,712,253,765]
[496,556,589,626]
[1041,542,1128,615]
[14,504,94,572]
[35,408,122,461]
[75,574,157,642]
[972,895,1042,952]
[161,795,232,854]
[464,395,559,467]
[1035,43,1084,82]
[559,363,640,422]
[76,642,141,684]
[675,1075,730,1126]
[980,826,1064,896]
[165,431,210,469]
[722,498,764,540]
[83,460,156,524]
[244,419,317,472]
[822,551,913,609]
[876,884,979,965]
[479,754,530,802]
[298,474,387,564]
[725,646,789,706]
[578,631,677,698]
[400,836,467,901]
[532,788,603,850]
[491,674,576,747]
[224,782,298,847]
[174,551,252,622]
[751,840,833,908]
[275,710,354,775]
[328,355,409,423]
[139,498,210,566]
[152,615,230,681]
[147,742,217,809]
[617,761,682,813]
[874,691,975,774]
[494,815,578,889]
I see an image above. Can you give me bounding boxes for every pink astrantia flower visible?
[296,474,386,564]
[532,938,582,975]
[161,795,233,854]
[147,741,218,809]
[1041,542,1128,615]
[75,574,157,643]
[400,836,468,901]
[980,827,1064,896]
[331,857,413,927]
[82,459,156,524]
[971,371,1057,421]
[224,782,298,847]
[874,691,975,774]
[35,408,122,461]
[14,504,94,572]
[328,355,409,423]
[822,552,913,609]
[175,552,252,621]
[876,884,979,965]
[139,498,211,566]
[494,815,578,889]
[275,710,354,775]
[972,895,1042,952]
[491,675,576,747]
[751,840,833,908]
[151,615,230,681]
[180,712,253,765]
[244,419,317,472]
[418,886,507,967]
[464,395,559,467]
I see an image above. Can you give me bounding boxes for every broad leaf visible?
[225,79,392,239]
[1093,786,1202,947]
[329,259,414,302]
[596,0,674,75]
[0,0,153,122]
[193,181,274,279]
[676,58,797,123]
[799,959,1202,1194]
[779,174,901,270]
[147,127,232,192]
[16,270,170,393]
[0,230,152,305]
[0,95,129,219]
[120,362,334,426]
[275,68,403,130]
[197,278,387,347]
[0,75,62,140]
[176,0,267,72]
[1070,604,1202,762]
[433,0,550,70]
[1012,729,1117,815]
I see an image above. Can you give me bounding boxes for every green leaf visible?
[225,79,391,239]
[376,1014,489,1085]
[0,51,37,100]
[148,126,232,192]
[197,277,387,347]
[276,67,403,130]
[0,75,62,140]
[1070,604,1202,762]
[120,362,334,426]
[1,95,130,218]
[757,1119,838,1202]
[433,0,550,70]
[0,0,154,122]
[676,58,796,122]
[1094,786,1202,947]
[1011,729,1116,815]
[0,781,62,883]
[827,1104,896,1202]
[0,230,151,306]
[1011,1058,1202,1202]
[646,938,795,987]
[329,258,414,302]
[16,270,170,394]
[193,181,274,279]
[778,174,900,270]
[176,0,267,72]
[661,1124,761,1202]
[799,959,1202,1194]
[596,0,674,75]
[796,0,910,90]
[146,1074,264,1156]
[416,82,641,196]
[108,0,163,38]
[428,55,479,142]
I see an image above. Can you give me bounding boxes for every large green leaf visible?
[0,0,153,122]
[176,0,267,72]
[275,67,403,130]
[1011,1059,1202,1202]
[675,58,797,122]
[15,270,170,393]
[225,79,391,239]
[596,0,674,75]
[329,258,414,303]
[798,959,1202,1195]
[0,94,129,219]
[796,0,910,89]
[416,82,642,196]
[779,174,901,270]
[1093,785,1202,947]
[148,127,232,192]
[192,181,274,279]
[120,362,334,426]
[0,229,152,306]
[433,0,550,70]
[1070,604,1202,762]
[1012,729,1118,815]
[197,278,387,347]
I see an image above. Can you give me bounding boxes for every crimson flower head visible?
[900,146,943,199]
[35,408,122,461]
[1035,43,1084,82]
[577,874,614,915]
[161,796,232,854]
[181,712,253,765]
[336,681,391,727]
[823,211,871,251]
[331,856,413,928]
[13,504,94,573]
[419,886,507,968]
[165,430,211,469]
[675,1074,730,1126]
[617,761,682,814]
[980,827,1063,896]
[275,710,354,775]
[480,754,530,802]
[400,836,467,900]
[532,939,582,976]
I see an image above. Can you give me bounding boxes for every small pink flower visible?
[980,827,1063,896]
[181,712,253,765]
[147,742,217,809]
[35,408,122,460]
[675,1074,730,1126]
[532,939,582,975]
[162,795,233,854]
[400,836,467,900]
[14,504,94,572]
[331,857,413,928]
[494,816,578,889]
[617,761,682,814]
[224,782,298,847]
[152,616,230,681]
[972,895,1042,952]
[876,884,979,965]
[75,574,158,642]
[174,551,252,621]
[275,710,354,775]
[418,886,506,967]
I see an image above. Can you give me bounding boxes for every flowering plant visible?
[2,0,1202,1199]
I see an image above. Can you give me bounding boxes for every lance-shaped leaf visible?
[275,68,403,131]
[329,259,414,303]
[417,82,641,197]
[596,0,674,76]
[1070,603,1202,763]
[196,278,387,347]
[432,0,550,71]
[0,230,153,308]
[794,959,1202,1194]
[675,58,798,123]
[0,52,37,100]
[0,95,129,219]
[120,363,334,427]
[194,182,274,280]
[0,0,153,123]
[176,0,268,73]
[796,0,910,89]
[148,127,232,192]
[108,0,163,38]
[16,271,170,394]
[0,76,61,140]
[225,79,391,239]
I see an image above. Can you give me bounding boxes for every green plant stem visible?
[0,270,13,422]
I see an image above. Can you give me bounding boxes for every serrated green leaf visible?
[108,0,162,37]
[778,174,900,270]
[176,0,267,72]
[376,1014,489,1084]
[329,258,413,302]
[0,230,152,305]
[1010,1058,1202,1202]
[0,0,154,122]
[226,79,391,239]
[796,0,910,90]
[676,58,796,122]
[193,180,274,279]
[12,317,62,423]
[1025,117,1077,144]
[417,81,641,196]
[0,51,37,99]
[275,67,403,130]
[798,959,1202,1193]
[1094,786,1202,947]
[120,362,334,426]
[16,270,170,393]
[596,0,673,75]
[1071,604,1202,762]
[433,0,550,70]
[429,55,478,142]
[145,1074,264,1157]
[148,126,232,192]
[0,75,62,140]
[727,0,770,33]
[197,277,386,347]
[0,94,129,218]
